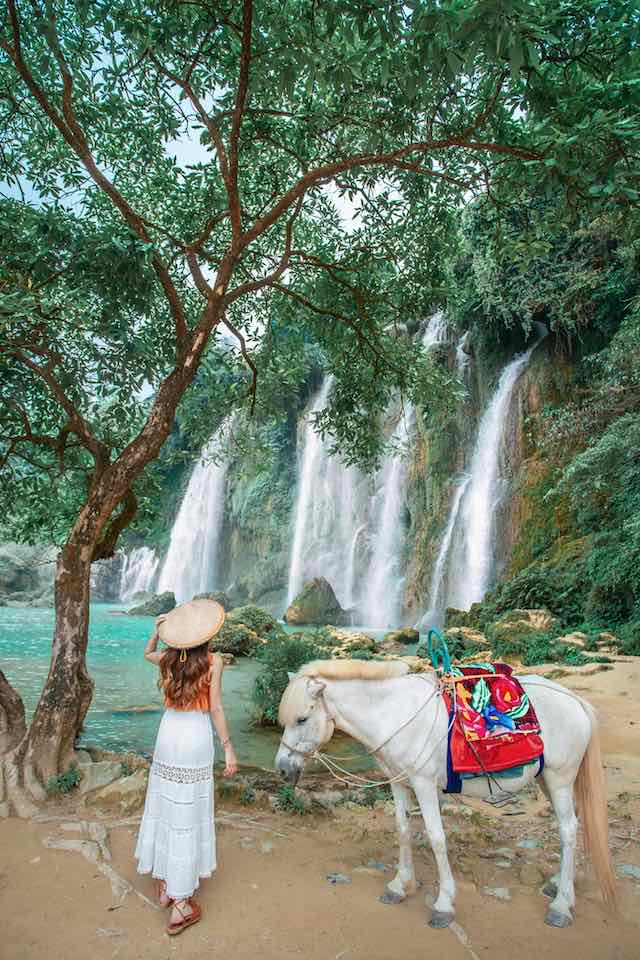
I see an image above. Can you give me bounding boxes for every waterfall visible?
[419,476,470,627]
[157,423,230,604]
[422,331,545,622]
[120,547,159,601]
[360,312,450,627]
[361,406,414,627]
[286,378,369,609]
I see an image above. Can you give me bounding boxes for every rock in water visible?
[127,591,176,616]
[192,591,231,610]
[284,577,351,626]
[383,627,420,645]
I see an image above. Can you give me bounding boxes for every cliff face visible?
[110,330,579,623]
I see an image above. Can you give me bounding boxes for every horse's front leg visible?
[380,781,417,904]
[412,776,456,928]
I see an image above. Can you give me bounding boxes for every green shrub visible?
[275,785,307,815]
[45,765,80,796]
[226,604,278,638]
[252,632,332,725]
[618,621,640,656]
[239,786,256,806]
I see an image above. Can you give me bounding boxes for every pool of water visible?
[0,604,391,770]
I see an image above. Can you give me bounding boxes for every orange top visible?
[164,653,214,712]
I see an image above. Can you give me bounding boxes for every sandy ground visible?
[1,659,639,960]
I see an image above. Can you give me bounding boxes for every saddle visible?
[440,662,544,793]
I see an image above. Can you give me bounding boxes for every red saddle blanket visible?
[442,662,543,775]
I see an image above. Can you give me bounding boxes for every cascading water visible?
[422,330,546,621]
[157,422,230,603]
[360,405,414,627]
[419,477,470,627]
[120,547,159,601]
[360,312,450,627]
[286,378,369,609]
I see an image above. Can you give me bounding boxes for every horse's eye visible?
[296,716,307,725]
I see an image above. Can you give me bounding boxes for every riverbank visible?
[2,659,639,959]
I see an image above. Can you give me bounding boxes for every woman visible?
[135,598,238,936]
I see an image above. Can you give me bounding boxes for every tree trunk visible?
[0,670,26,756]
[13,539,93,787]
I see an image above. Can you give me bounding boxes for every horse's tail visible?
[574,701,617,909]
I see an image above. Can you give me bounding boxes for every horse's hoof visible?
[378,891,405,905]
[429,911,454,928]
[545,909,572,928]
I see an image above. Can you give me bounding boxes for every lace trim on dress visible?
[151,761,212,784]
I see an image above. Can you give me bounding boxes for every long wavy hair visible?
[158,641,210,707]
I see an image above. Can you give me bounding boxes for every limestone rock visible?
[85,768,148,813]
[127,592,176,616]
[490,609,559,641]
[383,627,419,645]
[284,577,352,626]
[444,626,490,649]
[555,632,587,648]
[77,760,123,796]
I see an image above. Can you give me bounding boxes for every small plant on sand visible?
[275,786,307,815]
[45,764,80,796]
[217,780,236,801]
[239,786,256,806]
[120,758,135,778]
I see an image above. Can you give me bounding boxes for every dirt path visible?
[2,660,639,960]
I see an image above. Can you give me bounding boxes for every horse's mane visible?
[297,659,410,681]
[278,659,410,726]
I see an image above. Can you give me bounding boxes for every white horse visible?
[274,659,615,929]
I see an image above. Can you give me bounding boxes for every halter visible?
[279,673,443,786]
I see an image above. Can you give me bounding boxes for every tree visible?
[0,0,638,809]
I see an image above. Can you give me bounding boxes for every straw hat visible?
[158,598,225,650]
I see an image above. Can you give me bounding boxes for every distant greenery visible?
[252,630,331,725]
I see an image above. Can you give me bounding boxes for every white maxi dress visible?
[135,707,216,900]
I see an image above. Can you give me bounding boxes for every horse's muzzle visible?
[275,746,303,785]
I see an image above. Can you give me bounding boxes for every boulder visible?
[383,627,419,645]
[127,591,176,616]
[284,577,351,626]
[77,760,123,796]
[210,621,260,656]
[193,591,231,610]
[85,768,148,813]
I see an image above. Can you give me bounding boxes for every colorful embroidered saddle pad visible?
[442,662,544,779]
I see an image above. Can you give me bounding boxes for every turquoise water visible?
[0,605,383,770]
[0,604,283,766]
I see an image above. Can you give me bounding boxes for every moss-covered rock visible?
[444,626,490,649]
[226,604,278,638]
[488,608,559,643]
[210,621,260,656]
[193,591,231,609]
[284,577,351,626]
[383,627,419,645]
[128,591,176,616]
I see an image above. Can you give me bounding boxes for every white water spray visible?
[157,423,230,603]
[120,547,159,601]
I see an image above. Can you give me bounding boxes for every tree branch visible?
[1,1,188,348]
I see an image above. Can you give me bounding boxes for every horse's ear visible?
[308,678,326,698]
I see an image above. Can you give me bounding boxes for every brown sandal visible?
[167,898,201,936]
[156,879,173,908]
